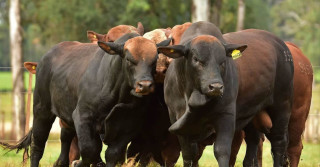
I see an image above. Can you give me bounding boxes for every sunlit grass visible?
[1,138,319,167]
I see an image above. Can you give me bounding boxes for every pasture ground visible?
[0,139,319,167]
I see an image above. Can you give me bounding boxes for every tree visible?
[192,0,210,22]
[271,0,320,67]
[9,0,25,139]
[236,0,245,31]
[210,0,223,26]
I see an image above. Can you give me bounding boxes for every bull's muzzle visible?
[135,80,155,95]
[207,83,224,97]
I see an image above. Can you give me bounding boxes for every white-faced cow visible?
[0,33,171,167]
[158,21,294,167]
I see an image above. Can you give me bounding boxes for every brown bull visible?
[87,22,144,43]
[227,41,313,167]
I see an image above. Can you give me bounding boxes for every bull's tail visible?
[0,128,32,160]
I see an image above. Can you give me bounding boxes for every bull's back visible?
[35,41,100,122]
[223,30,294,127]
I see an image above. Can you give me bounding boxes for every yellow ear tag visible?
[32,66,36,70]
[231,49,242,59]
[93,35,97,39]
[170,49,174,53]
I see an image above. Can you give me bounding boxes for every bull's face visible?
[143,29,173,83]
[98,36,171,97]
[158,35,247,98]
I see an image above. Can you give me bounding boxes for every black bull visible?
[158,21,294,166]
[0,33,172,167]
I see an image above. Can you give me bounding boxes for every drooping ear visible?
[87,31,105,43]
[137,22,144,35]
[156,38,172,47]
[224,43,247,57]
[24,62,38,74]
[98,41,124,55]
[157,45,188,59]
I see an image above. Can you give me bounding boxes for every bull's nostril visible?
[209,84,214,90]
[148,83,153,88]
[138,83,143,89]
[209,83,223,91]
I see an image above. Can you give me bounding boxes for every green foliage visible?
[119,0,190,31]
[271,0,320,66]
[0,0,9,67]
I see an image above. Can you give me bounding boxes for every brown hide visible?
[169,22,191,45]
[107,22,144,42]
[285,41,313,167]
[86,31,106,44]
[252,110,272,134]
[230,42,313,167]
[24,62,37,74]
[87,22,144,43]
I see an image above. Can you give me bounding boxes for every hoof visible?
[92,161,106,167]
[71,160,81,167]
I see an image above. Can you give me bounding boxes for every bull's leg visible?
[30,107,56,167]
[127,137,144,165]
[161,134,181,167]
[243,123,260,167]
[69,137,81,163]
[257,134,265,167]
[105,143,127,167]
[178,136,199,167]
[72,107,104,167]
[214,114,235,167]
[286,114,306,167]
[229,130,245,166]
[54,127,76,167]
[265,101,291,167]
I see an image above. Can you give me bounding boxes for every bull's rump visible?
[223,29,294,129]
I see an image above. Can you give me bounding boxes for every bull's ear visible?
[156,38,172,47]
[98,41,124,55]
[24,62,38,74]
[224,43,247,57]
[87,31,105,43]
[137,22,144,35]
[157,45,187,59]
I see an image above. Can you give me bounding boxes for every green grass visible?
[0,72,36,91]
[0,139,319,167]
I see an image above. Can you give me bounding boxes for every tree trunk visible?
[9,0,25,140]
[236,0,245,31]
[210,0,223,26]
[192,0,210,22]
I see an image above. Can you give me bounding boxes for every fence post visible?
[25,71,33,134]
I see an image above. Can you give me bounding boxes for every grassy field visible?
[0,72,36,91]
[0,139,319,167]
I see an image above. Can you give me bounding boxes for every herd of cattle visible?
[0,21,313,167]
